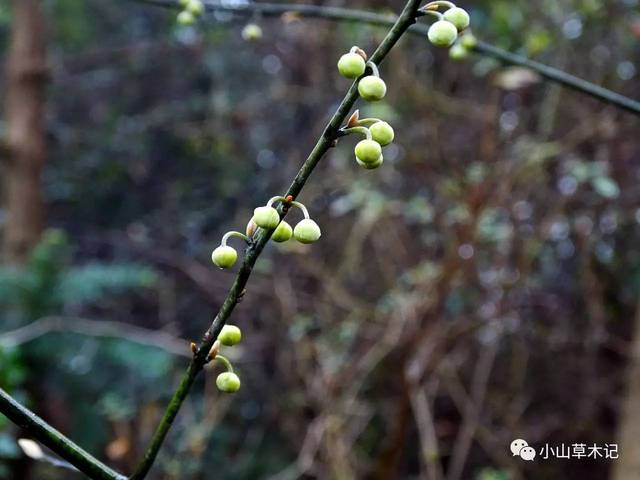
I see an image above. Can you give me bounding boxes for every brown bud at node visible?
[285,195,293,203]
[347,110,360,128]
[353,47,367,61]
[207,340,221,361]
[190,342,197,355]
[237,288,247,303]
[246,218,258,237]
[418,3,440,15]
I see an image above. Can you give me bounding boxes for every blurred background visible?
[0,0,639,478]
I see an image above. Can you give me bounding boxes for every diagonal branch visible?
[129,1,423,478]
[472,40,640,116]
[0,388,127,480]
[131,0,640,116]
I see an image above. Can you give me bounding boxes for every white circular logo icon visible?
[510,439,536,461]
[520,446,536,461]
[510,439,528,456]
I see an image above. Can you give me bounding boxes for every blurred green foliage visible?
[0,230,158,321]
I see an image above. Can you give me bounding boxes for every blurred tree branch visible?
[0,316,190,357]
[133,0,640,116]
[472,41,640,116]
[408,380,444,480]
[446,339,500,480]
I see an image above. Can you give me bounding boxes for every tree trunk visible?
[2,0,48,264]
[612,301,640,480]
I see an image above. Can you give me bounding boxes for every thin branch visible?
[130,0,640,116]
[445,339,500,480]
[0,388,127,480]
[408,381,444,480]
[0,316,190,357]
[472,40,640,116]
[132,0,400,27]
[129,1,423,478]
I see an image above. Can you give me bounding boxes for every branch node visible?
[207,340,221,362]
[347,109,360,128]
[350,46,368,60]
[237,288,247,303]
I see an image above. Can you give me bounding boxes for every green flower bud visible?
[271,220,293,242]
[186,0,204,15]
[449,43,469,61]
[443,7,470,32]
[216,372,241,393]
[253,206,280,229]
[337,53,366,79]
[357,76,387,101]
[294,219,322,244]
[355,139,383,164]
[242,23,263,42]
[177,10,195,26]
[428,20,458,47]
[356,154,384,170]
[212,245,237,269]
[460,32,477,49]
[218,325,242,346]
[369,121,394,146]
